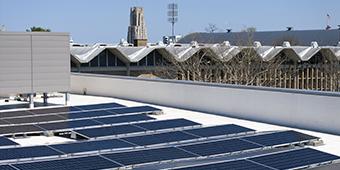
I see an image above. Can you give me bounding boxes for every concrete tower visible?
[127,7,148,46]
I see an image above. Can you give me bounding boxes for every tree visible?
[217,48,286,86]
[26,26,51,32]
[205,23,219,33]
[155,33,286,87]
[241,27,256,33]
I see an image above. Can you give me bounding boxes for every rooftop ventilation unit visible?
[311,41,319,48]
[253,41,262,48]
[222,41,231,47]
[282,41,291,47]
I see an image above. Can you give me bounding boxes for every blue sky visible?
[1,0,340,43]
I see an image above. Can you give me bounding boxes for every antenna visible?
[167,3,178,36]
[326,14,331,30]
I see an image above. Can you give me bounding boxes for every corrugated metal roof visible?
[70,42,340,63]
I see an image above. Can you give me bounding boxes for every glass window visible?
[71,61,77,67]
[138,57,147,66]
[130,62,138,66]
[117,57,125,66]
[154,50,167,66]
[107,51,115,66]
[99,51,107,67]
[147,53,154,66]
[90,56,99,67]
[81,63,89,67]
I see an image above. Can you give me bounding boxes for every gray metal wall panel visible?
[32,35,70,93]
[0,34,32,95]
[0,32,70,96]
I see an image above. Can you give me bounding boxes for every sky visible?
[1,0,340,44]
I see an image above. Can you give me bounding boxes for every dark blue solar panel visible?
[173,160,272,170]
[250,148,340,170]
[74,124,145,138]
[75,103,125,111]
[29,107,81,115]
[0,124,44,135]
[0,120,9,125]
[0,146,61,161]
[122,131,197,146]
[135,119,201,131]
[243,130,318,146]
[0,137,18,147]
[13,155,121,170]
[4,115,66,124]
[0,165,17,170]
[93,114,155,125]
[179,139,261,156]
[0,110,33,118]
[58,110,116,119]
[51,139,135,154]
[103,147,195,166]
[37,119,101,131]
[184,124,255,138]
[109,106,161,114]
[0,111,33,118]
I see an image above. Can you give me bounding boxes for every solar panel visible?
[0,146,61,161]
[102,147,195,166]
[37,119,101,131]
[122,131,197,146]
[12,155,121,170]
[75,119,201,139]
[57,110,116,119]
[93,114,155,125]
[0,110,33,118]
[135,119,201,131]
[0,124,43,135]
[178,139,261,156]
[109,106,161,115]
[3,114,66,124]
[0,120,9,125]
[29,107,81,115]
[249,148,340,170]
[75,103,125,111]
[51,138,134,154]
[0,165,17,170]
[173,160,272,170]
[243,130,319,146]
[184,124,255,138]
[0,137,18,147]
[74,124,145,138]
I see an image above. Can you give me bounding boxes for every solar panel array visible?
[0,129,325,163]
[0,102,338,170]
[174,148,340,170]
[74,118,202,139]
[0,105,161,135]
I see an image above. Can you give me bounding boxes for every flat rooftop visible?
[1,93,339,155]
[0,93,339,169]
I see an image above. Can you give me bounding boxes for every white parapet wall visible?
[71,73,340,135]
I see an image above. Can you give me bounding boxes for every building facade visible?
[127,7,148,46]
[70,41,340,92]
[179,29,340,46]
